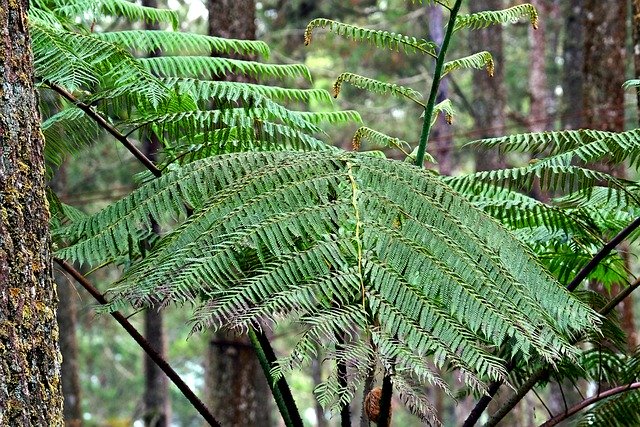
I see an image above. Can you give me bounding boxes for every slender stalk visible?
[414,0,463,167]
[248,328,304,427]
[376,373,393,427]
[47,83,162,177]
[464,215,640,426]
[539,382,640,427]
[54,259,221,427]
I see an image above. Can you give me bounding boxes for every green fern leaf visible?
[94,30,270,59]
[53,0,179,29]
[304,18,437,56]
[443,51,494,76]
[454,4,539,31]
[332,72,423,105]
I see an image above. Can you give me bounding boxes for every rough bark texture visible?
[141,2,172,425]
[468,0,506,171]
[0,0,64,424]
[205,1,272,425]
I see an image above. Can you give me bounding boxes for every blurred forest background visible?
[52,0,640,425]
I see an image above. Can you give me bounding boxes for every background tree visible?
[0,0,63,423]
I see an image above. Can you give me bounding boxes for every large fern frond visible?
[55,150,600,419]
[51,0,179,29]
[94,30,270,59]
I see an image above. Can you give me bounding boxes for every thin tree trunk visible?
[0,0,64,423]
[205,1,272,425]
[583,0,636,350]
[52,163,83,427]
[560,2,584,130]
[528,0,550,134]
[141,1,171,425]
[469,0,506,171]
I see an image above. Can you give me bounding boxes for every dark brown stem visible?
[376,373,393,427]
[336,334,351,427]
[47,82,162,177]
[538,382,640,427]
[54,259,222,427]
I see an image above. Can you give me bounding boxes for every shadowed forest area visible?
[4,0,640,426]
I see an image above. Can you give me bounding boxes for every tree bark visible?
[204,2,272,425]
[0,0,64,424]
[468,0,506,171]
[560,2,584,130]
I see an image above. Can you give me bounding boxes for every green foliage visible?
[56,150,600,419]
[332,72,423,105]
[453,3,539,31]
[443,51,494,76]
[304,18,437,56]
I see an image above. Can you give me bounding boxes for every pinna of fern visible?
[54,150,601,421]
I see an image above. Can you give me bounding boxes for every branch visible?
[464,215,640,426]
[538,382,640,427]
[54,258,222,427]
[47,82,162,177]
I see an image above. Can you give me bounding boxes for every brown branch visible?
[47,83,162,177]
[538,381,640,427]
[54,259,222,427]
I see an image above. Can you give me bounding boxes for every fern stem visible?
[248,327,304,427]
[47,82,162,177]
[414,0,462,167]
[539,381,640,427]
[54,259,222,427]
[376,373,393,427]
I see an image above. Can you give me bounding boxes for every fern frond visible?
[351,127,411,153]
[56,151,600,411]
[431,98,455,125]
[291,110,362,125]
[304,18,437,57]
[52,0,179,29]
[332,72,423,105]
[94,30,270,59]
[442,51,494,77]
[140,56,312,81]
[623,79,640,89]
[454,4,538,31]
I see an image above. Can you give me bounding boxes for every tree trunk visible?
[468,0,506,171]
[583,0,636,350]
[141,1,172,425]
[0,0,64,424]
[528,0,550,133]
[205,1,272,425]
[560,2,584,130]
[52,164,83,427]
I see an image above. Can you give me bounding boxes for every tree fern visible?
[55,150,600,420]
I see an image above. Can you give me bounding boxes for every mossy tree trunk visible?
[0,0,64,424]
